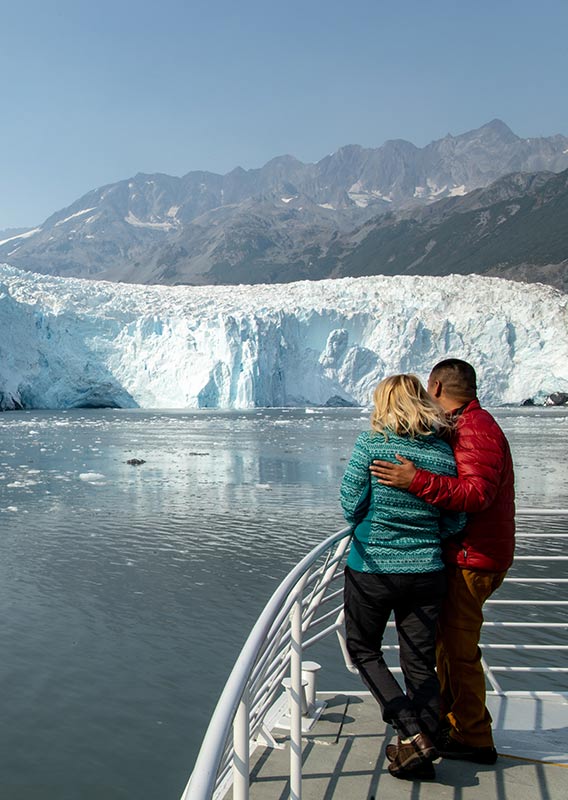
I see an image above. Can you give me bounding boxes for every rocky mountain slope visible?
[1,119,567,287]
[315,168,568,291]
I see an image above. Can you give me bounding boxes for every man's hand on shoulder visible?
[369,455,417,489]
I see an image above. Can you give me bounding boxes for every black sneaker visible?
[437,733,497,765]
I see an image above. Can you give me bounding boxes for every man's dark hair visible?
[430,358,477,400]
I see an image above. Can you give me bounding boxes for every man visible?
[370,359,515,764]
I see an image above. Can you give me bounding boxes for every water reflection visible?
[0,406,566,798]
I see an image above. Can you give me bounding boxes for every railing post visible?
[233,683,250,800]
[290,579,307,800]
[481,654,503,694]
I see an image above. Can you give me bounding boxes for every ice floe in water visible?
[79,472,106,484]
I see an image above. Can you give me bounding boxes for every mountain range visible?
[1,119,567,289]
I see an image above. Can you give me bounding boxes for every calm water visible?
[0,407,567,799]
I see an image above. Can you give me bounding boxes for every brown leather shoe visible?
[387,733,438,777]
[386,742,398,762]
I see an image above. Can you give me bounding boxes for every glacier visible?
[0,263,566,410]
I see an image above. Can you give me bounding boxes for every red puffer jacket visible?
[408,399,515,571]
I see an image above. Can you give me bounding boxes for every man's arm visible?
[370,431,507,513]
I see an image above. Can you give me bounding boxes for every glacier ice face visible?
[0,263,566,410]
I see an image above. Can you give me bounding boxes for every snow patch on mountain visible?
[124,212,176,230]
[347,181,393,207]
[0,228,42,247]
[0,264,566,410]
[448,185,467,197]
[55,208,97,227]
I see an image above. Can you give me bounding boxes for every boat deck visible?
[242,691,568,800]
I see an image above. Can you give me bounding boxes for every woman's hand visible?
[369,454,417,488]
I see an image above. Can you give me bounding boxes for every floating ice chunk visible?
[79,472,106,483]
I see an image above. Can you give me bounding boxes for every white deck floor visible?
[241,692,568,800]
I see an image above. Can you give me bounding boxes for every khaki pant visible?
[436,565,507,747]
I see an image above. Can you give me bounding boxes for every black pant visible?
[344,565,446,739]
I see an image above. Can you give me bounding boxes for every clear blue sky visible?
[1,0,567,229]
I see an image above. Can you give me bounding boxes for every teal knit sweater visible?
[341,430,465,574]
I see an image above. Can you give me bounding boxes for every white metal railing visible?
[181,508,568,800]
[478,509,568,694]
[182,525,352,800]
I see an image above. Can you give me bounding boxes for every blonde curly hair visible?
[371,373,451,439]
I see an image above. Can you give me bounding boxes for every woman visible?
[341,374,465,780]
